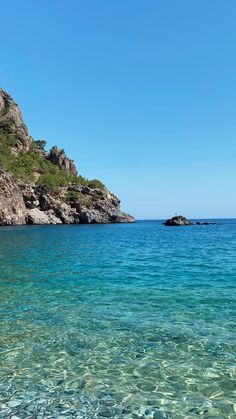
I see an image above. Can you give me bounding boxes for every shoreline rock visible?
[0,168,134,226]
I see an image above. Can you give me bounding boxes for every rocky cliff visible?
[0,89,134,225]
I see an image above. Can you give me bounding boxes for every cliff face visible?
[0,169,26,225]
[0,90,31,152]
[0,89,134,225]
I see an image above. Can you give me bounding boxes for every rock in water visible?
[0,89,134,225]
[196,221,216,225]
[164,215,192,226]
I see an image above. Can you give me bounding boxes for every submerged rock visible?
[164,215,192,226]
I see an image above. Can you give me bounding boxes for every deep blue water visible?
[0,220,235,418]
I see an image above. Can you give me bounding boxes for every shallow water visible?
[0,220,235,418]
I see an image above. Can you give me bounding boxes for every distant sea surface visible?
[0,220,235,418]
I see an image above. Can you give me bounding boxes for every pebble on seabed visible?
[98,406,114,417]
[8,400,22,408]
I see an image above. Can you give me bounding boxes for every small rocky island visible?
[164,215,193,226]
[164,215,217,226]
[0,89,134,225]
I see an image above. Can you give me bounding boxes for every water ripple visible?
[0,221,235,418]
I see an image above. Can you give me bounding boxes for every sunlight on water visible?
[0,221,235,418]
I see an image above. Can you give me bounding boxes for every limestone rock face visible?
[0,89,31,152]
[78,188,134,223]
[0,172,134,226]
[0,169,26,225]
[26,208,62,225]
[22,184,134,225]
[164,215,192,226]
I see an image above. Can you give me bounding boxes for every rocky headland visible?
[0,89,134,225]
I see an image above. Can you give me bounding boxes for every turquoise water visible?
[0,220,235,418]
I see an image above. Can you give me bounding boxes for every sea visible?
[0,220,235,418]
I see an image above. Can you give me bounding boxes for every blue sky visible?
[1,1,236,219]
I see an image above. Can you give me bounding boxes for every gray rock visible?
[0,88,31,152]
[0,169,26,225]
[164,215,192,226]
[47,210,62,224]
[22,186,40,209]
[98,407,114,417]
[26,208,51,225]
[26,208,61,225]
[196,221,216,225]
[153,410,166,419]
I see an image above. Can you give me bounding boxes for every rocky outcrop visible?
[48,146,77,176]
[164,215,192,226]
[0,89,31,152]
[0,176,133,226]
[74,187,134,224]
[0,89,134,226]
[26,208,62,225]
[22,183,133,225]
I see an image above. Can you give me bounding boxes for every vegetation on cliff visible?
[0,129,105,192]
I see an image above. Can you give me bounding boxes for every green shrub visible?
[0,129,106,192]
[34,139,47,150]
[65,190,80,203]
[73,176,105,190]
[0,130,17,171]
[86,179,105,189]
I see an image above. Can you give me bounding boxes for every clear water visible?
[0,220,235,418]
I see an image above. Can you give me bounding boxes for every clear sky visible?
[1,1,236,219]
